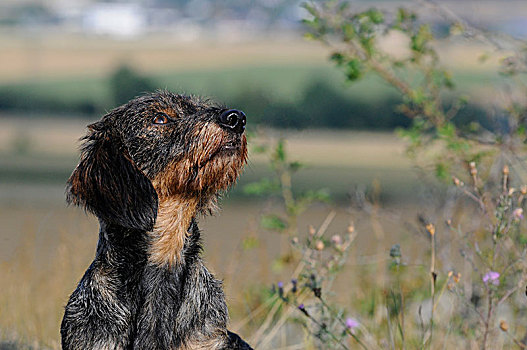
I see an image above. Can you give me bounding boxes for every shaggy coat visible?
[61,91,252,349]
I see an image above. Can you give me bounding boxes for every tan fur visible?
[148,122,247,266]
[148,195,198,266]
[155,122,247,197]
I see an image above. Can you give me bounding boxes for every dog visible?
[61,91,253,349]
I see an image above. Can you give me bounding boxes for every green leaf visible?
[302,3,318,18]
[435,162,448,180]
[243,178,280,196]
[300,189,331,204]
[342,23,356,41]
[360,36,375,57]
[251,144,268,154]
[409,88,426,104]
[274,139,286,162]
[366,8,384,24]
[443,70,455,89]
[346,58,363,81]
[438,122,456,139]
[394,8,416,31]
[330,52,346,66]
[261,214,288,231]
[289,161,304,173]
[411,24,432,53]
[242,236,260,250]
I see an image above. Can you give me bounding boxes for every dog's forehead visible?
[142,92,217,118]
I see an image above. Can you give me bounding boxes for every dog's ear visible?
[66,120,158,231]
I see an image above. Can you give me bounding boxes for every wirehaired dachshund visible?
[61,91,253,349]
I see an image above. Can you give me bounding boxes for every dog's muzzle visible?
[217,109,246,134]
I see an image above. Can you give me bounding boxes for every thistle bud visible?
[513,208,523,221]
[331,234,342,245]
[453,273,461,283]
[277,281,284,298]
[291,279,298,293]
[426,223,435,236]
[469,162,477,176]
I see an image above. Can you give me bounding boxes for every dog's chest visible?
[134,258,229,350]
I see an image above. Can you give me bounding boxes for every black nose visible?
[217,109,246,134]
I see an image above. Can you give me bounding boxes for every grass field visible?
[0,115,436,348]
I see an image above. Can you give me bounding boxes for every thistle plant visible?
[245,1,527,349]
[252,210,367,349]
[445,163,527,349]
[244,134,330,267]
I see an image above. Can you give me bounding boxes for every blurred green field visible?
[1,63,502,109]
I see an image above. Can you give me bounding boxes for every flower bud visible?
[331,234,342,245]
[500,320,508,332]
[426,223,435,236]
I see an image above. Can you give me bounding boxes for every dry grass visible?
[0,197,427,348]
[0,208,97,348]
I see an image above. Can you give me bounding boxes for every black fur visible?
[61,91,252,350]
[66,119,158,231]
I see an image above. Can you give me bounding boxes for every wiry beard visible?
[147,122,247,266]
[152,121,248,203]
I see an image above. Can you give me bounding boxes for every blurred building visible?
[82,3,146,38]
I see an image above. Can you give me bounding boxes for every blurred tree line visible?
[0,64,490,130]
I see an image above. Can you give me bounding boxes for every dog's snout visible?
[217,109,246,134]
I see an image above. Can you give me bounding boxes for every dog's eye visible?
[153,113,169,125]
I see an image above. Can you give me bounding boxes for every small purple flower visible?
[513,208,524,221]
[297,303,309,317]
[483,271,500,286]
[345,317,359,333]
[277,281,284,298]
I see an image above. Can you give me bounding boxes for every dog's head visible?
[67,91,248,231]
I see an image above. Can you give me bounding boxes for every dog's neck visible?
[148,194,199,266]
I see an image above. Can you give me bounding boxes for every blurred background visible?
[1,0,527,348]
